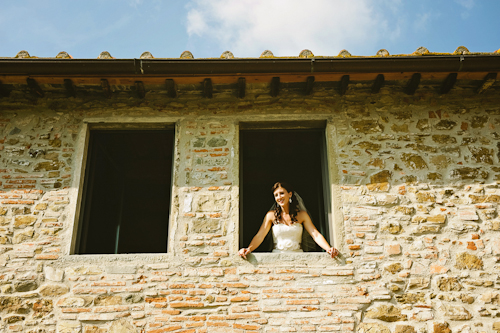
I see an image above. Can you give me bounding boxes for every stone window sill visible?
[63,253,174,264]
[245,252,347,266]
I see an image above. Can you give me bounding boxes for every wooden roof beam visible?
[270,77,280,97]
[339,75,349,96]
[305,76,315,95]
[371,74,385,94]
[135,81,145,98]
[101,79,111,98]
[440,73,457,94]
[26,78,44,97]
[64,79,76,97]
[203,78,213,98]
[477,73,497,94]
[238,77,245,98]
[0,80,10,98]
[405,73,421,95]
[165,79,177,98]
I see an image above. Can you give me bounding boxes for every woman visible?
[239,182,339,259]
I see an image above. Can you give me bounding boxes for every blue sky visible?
[0,0,498,59]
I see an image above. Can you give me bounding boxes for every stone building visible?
[0,46,500,332]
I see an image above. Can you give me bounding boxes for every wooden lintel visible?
[238,77,246,98]
[203,78,213,98]
[339,75,349,96]
[270,77,280,97]
[101,79,111,98]
[165,79,177,98]
[440,73,457,94]
[26,78,44,97]
[405,73,421,95]
[371,74,385,94]
[305,76,315,95]
[64,79,76,97]
[135,81,145,99]
[477,72,497,94]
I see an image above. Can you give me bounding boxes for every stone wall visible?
[0,84,500,333]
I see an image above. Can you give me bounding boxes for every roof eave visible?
[0,55,499,76]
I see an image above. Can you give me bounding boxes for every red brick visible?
[35,254,59,260]
[169,302,204,308]
[230,296,250,302]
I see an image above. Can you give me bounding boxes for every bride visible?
[238,182,339,259]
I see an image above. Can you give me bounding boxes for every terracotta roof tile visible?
[3,47,500,60]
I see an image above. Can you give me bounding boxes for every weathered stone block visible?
[426,215,446,223]
[407,277,430,289]
[58,321,81,333]
[437,277,462,291]
[433,322,452,333]
[105,265,137,274]
[12,227,35,244]
[109,319,137,333]
[356,141,382,150]
[391,124,409,132]
[469,146,493,164]
[94,295,122,306]
[401,153,428,170]
[381,221,402,234]
[14,281,38,292]
[455,252,483,270]
[435,120,457,130]
[14,215,37,228]
[416,119,429,131]
[371,170,391,183]
[395,292,425,304]
[367,182,390,192]
[365,304,406,322]
[450,167,488,180]
[57,296,93,307]
[39,283,69,297]
[415,192,435,203]
[395,325,416,333]
[4,315,25,323]
[432,135,457,144]
[351,120,384,134]
[385,263,403,274]
[44,266,64,282]
[34,161,64,172]
[412,225,440,234]
[442,304,472,320]
[357,323,390,333]
[207,137,227,147]
[430,155,451,169]
[190,219,220,233]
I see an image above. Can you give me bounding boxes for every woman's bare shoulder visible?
[296,210,310,221]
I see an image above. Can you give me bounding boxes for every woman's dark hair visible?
[271,181,300,224]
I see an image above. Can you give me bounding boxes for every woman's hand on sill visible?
[238,248,251,259]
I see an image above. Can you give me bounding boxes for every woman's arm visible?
[239,212,274,259]
[300,211,339,258]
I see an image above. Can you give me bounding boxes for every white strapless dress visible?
[272,223,303,253]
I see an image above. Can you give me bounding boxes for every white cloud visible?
[455,0,475,10]
[185,0,402,57]
[454,0,475,18]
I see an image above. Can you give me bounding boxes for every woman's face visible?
[273,186,292,207]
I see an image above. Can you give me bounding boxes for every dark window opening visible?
[76,129,174,254]
[240,125,331,252]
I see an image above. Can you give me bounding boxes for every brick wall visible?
[0,86,499,332]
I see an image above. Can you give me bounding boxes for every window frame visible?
[237,119,343,253]
[69,121,178,255]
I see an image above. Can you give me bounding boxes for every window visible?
[239,121,331,252]
[75,126,175,254]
